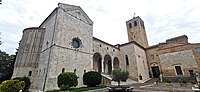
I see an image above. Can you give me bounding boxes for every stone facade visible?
[126,16,149,48]
[146,35,200,78]
[12,3,200,91]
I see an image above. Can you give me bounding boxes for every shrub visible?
[57,72,78,90]
[83,71,102,87]
[13,76,31,91]
[0,80,25,92]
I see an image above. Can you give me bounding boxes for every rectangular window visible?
[125,55,129,66]
[196,48,200,53]
[175,66,183,75]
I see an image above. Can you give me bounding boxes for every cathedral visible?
[12,3,200,91]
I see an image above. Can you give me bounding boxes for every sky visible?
[0,0,200,55]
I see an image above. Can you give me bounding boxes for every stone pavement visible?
[91,83,194,92]
[133,83,193,92]
[29,83,194,92]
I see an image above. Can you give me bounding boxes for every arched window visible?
[84,70,86,73]
[134,21,137,27]
[43,69,46,76]
[28,71,32,76]
[36,70,38,76]
[74,69,76,73]
[129,23,132,28]
[125,55,129,66]
[39,70,41,76]
[62,68,65,73]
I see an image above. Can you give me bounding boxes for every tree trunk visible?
[118,81,120,86]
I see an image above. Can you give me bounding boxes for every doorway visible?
[151,66,160,78]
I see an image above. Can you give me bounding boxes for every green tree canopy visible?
[0,50,16,83]
[83,71,102,87]
[57,72,78,90]
[13,76,31,91]
[112,68,129,86]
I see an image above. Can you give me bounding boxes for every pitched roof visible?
[58,3,93,25]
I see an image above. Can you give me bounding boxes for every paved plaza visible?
[92,83,195,92]
[132,83,194,92]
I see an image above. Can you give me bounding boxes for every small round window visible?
[72,38,81,48]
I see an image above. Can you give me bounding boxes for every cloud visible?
[144,0,200,45]
[1,0,200,54]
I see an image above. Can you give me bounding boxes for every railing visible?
[101,74,112,86]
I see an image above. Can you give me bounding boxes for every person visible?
[196,71,200,83]
[160,72,163,82]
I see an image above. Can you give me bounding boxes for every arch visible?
[62,68,65,73]
[28,71,32,76]
[150,62,160,78]
[129,23,132,28]
[93,53,102,73]
[113,57,120,69]
[150,62,159,67]
[125,55,129,66]
[104,54,112,75]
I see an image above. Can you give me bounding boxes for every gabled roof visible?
[120,41,146,50]
[39,3,93,27]
[93,37,120,50]
[39,8,58,27]
[58,3,93,25]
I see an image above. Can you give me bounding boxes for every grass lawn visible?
[46,86,106,92]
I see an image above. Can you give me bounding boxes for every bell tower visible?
[126,16,149,48]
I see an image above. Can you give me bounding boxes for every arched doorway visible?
[93,53,102,73]
[113,57,119,69]
[104,55,112,75]
[151,63,160,78]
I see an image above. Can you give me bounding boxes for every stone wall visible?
[120,43,138,81]
[157,44,200,76]
[92,38,121,73]
[126,16,148,48]
[146,46,160,78]
[34,7,58,90]
[133,44,150,82]
[39,5,94,90]
[12,27,45,89]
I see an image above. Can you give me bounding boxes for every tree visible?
[13,76,31,91]
[0,50,16,83]
[0,32,3,45]
[83,71,102,87]
[112,68,129,86]
[57,72,78,90]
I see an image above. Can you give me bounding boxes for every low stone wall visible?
[163,76,196,84]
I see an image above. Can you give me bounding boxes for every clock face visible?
[72,38,81,48]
